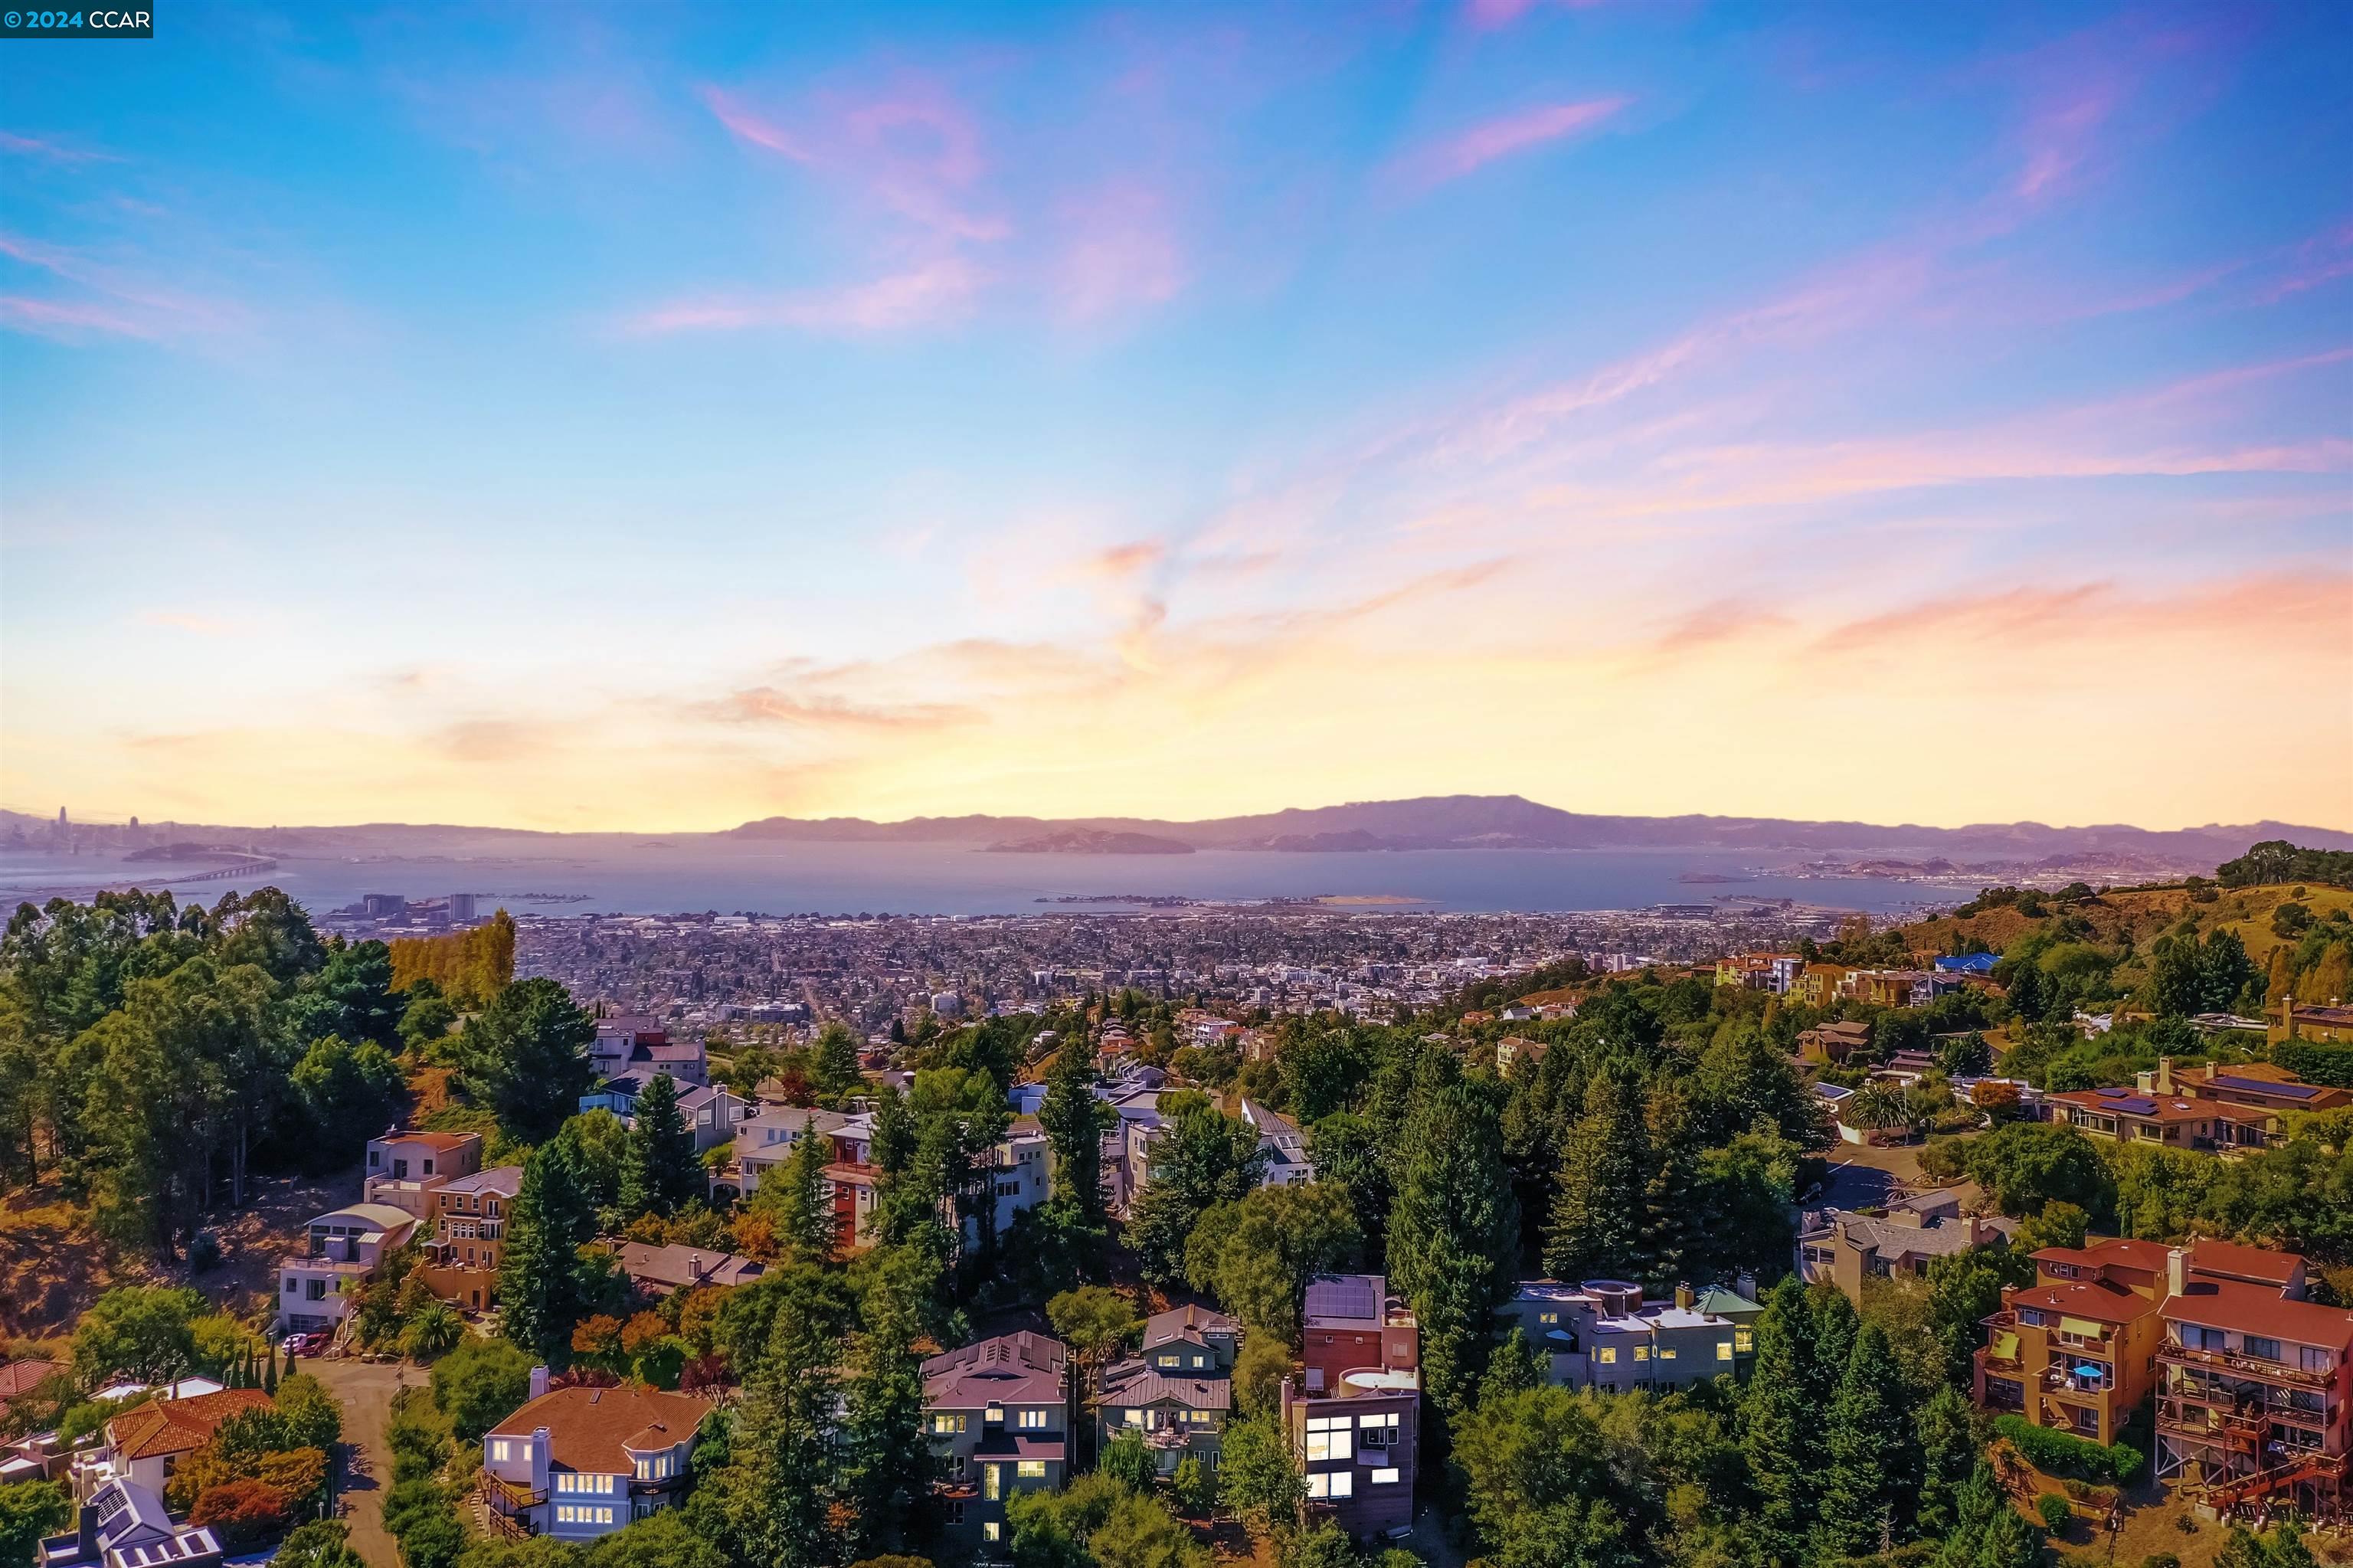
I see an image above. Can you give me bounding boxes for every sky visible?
[2,1,2350,834]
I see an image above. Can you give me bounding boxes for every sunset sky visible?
[3,2,2349,833]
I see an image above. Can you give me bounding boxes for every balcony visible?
[2158,1343,2332,1390]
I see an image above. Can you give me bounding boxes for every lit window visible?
[1371,1468,1400,1485]
[932,1413,967,1435]
[1716,1341,1733,1361]
[1597,1347,1617,1364]
[1634,1346,1651,1362]
[1304,1416,1352,1462]
[983,1523,1000,1543]
[1659,1347,1677,1360]
[1018,1409,1049,1430]
[492,1441,511,1462]
[1538,1311,1558,1325]
[1016,1461,1046,1479]
[1734,1329,1754,1352]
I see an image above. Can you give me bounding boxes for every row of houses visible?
[2043,1058,2351,1157]
[1715,951,1985,1009]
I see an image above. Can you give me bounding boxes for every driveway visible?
[306,1356,411,1567]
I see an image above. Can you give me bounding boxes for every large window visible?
[1017,1409,1049,1430]
[932,1413,967,1435]
[1016,1461,1046,1480]
[2243,1337,2281,1363]
[1304,1416,1351,1462]
[1305,1471,1354,1499]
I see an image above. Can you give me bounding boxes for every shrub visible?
[430,1336,534,1441]
[2038,1494,2075,1534]
[188,1479,293,1547]
[1992,1415,2144,1483]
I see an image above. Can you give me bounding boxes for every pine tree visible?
[812,1023,865,1103]
[1934,1463,2037,1568]
[263,1342,280,1393]
[1542,1070,1646,1281]
[499,1139,604,1362]
[1386,1062,1519,1411]
[1806,1285,1859,1411]
[753,1115,837,1265]
[1913,1383,1978,1541]
[1742,1275,1818,1568]
[1815,1322,1912,1562]
[619,1073,702,1219]
[1037,1041,1112,1229]
[841,1246,941,1557]
[705,1268,853,1568]
[1639,1082,1700,1288]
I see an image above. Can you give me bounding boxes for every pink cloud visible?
[1465,0,1608,30]
[630,257,982,335]
[1055,183,1188,323]
[1392,97,1630,191]
[699,85,814,164]
[0,233,247,341]
[0,293,152,340]
[701,77,1007,244]
[0,130,122,164]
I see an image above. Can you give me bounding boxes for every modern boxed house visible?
[1282,1275,1419,1538]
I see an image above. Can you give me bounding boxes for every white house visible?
[480,1377,711,1540]
[277,1202,417,1335]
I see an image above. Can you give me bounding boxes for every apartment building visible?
[1497,1281,1752,1392]
[277,1203,417,1336]
[1975,1236,2171,1444]
[1283,1275,1419,1537]
[418,1167,522,1313]
[480,1377,711,1540]
[924,1332,1074,1557]
[2156,1246,2351,1514]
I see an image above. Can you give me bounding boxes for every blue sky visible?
[3,0,2349,830]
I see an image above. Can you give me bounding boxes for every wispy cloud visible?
[630,257,982,335]
[1391,97,1630,191]
[0,130,123,164]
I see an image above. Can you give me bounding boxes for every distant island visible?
[985,830,1194,855]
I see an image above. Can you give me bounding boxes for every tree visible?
[1232,1334,1289,1417]
[587,1511,732,1568]
[748,1116,837,1265]
[1956,1121,2116,1219]
[1932,1464,2037,1568]
[554,1109,630,1213]
[273,1520,368,1568]
[702,1268,853,1568]
[1215,1416,1301,1539]
[500,1138,610,1363]
[1924,1246,2031,1389]
[1037,1041,1114,1266]
[1815,1323,1913,1560]
[1047,1286,1141,1406]
[1124,1100,1263,1289]
[1741,1277,1818,1567]
[456,977,595,1143]
[620,1075,703,1219]
[1543,1071,1647,1282]
[1452,1382,1655,1568]
[1170,1453,1214,1517]
[290,1034,407,1166]
[812,1023,865,1103]
[1913,1383,1980,1540]
[1386,1066,1519,1410]
[71,1285,208,1386]
[1183,1183,1362,1347]
[1101,1430,1156,1491]
[286,939,405,1051]
[0,1480,70,1568]
[841,1248,940,1560]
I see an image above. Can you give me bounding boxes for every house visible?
[277,1203,417,1336]
[419,1167,522,1313]
[1240,1100,1314,1189]
[1494,1036,1548,1072]
[980,1117,1053,1237]
[1284,1275,1419,1537]
[578,1079,751,1152]
[924,1333,1073,1556]
[1715,954,1802,993]
[1497,1281,1750,1392]
[2156,1244,2352,1514]
[1801,1189,2012,1299]
[1975,1236,2172,1445]
[2271,997,2353,1045]
[38,1477,222,1568]
[361,1128,484,1222]
[1100,1360,1231,1481]
[2152,1057,2351,1121]
[724,1108,872,1199]
[482,1377,710,1540]
[2045,1086,2226,1151]
[1798,1020,1872,1066]
[1935,953,2001,976]
[0,1357,56,1425]
[70,1390,273,1498]
[1141,1304,1242,1376]
[1692,1285,1767,1377]
[1841,969,1932,1009]
[616,1243,764,1298]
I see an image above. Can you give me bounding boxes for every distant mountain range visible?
[11,795,2349,874]
[728,795,2353,867]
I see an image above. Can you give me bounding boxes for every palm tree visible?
[400,1302,464,1361]
[1843,1083,1910,1134]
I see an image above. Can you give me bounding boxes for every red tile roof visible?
[2187,1239,2304,1288]
[108,1390,275,1460]
[2011,1279,2162,1327]
[0,1358,56,1400]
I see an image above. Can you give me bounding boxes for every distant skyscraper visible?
[362,893,406,919]
[450,892,478,923]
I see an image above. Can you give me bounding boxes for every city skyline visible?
[5,2,2350,833]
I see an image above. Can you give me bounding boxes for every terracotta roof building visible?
[482,1382,712,1541]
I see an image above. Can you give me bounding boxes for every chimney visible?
[1735,1271,1758,1301]
[1674,1282,1695,1312]
[529,1364,550,1401]
[689,1252,702,1282]
[2155,1056,2175,1095]
[1964,1214,1988,1246]
[2165,1247,2188,1300]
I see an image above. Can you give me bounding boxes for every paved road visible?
[306,1357,411,1568]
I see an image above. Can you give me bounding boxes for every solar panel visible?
[2214,1075,2320,1099]
[2109,1097,2158,1115]
[1306,1276,1378,1322]
[2096,1086,2132,1098]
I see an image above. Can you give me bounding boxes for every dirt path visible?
[309,1356,411,1567]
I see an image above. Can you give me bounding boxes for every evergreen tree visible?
[1386,1062,1519,1412]
[704,1268,853,1568]
[499,1139,605,1362]
[812,1023,865,1103]
[455,977,595,1143]
[751,1115,837,1265]
[1805,1286,1859,1410]
[1124,1098,1262,1288]
[1815,1322,1911,1562]
[1932,1464,2038,1568]
[1638,1082,1700,1288]
[619,1074,702,1219]
[1913,1383,1978,1540]
[1543,1070,1647,1282]
[869,1086,915,1177]
[842,1247,941,1557]
[1741,1276,1817,1568]
[1038,1041,1112,1229]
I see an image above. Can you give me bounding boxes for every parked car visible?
[280,1332,321,1357]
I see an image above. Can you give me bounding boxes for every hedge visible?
[1993,1415,2145,1484]
[2273,1042,2353,1090]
